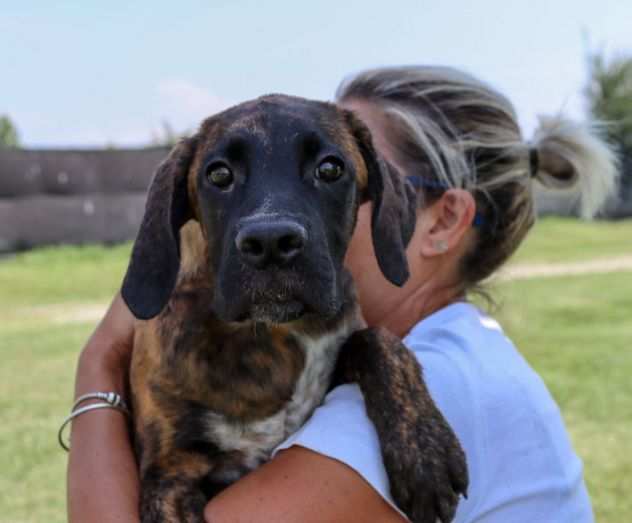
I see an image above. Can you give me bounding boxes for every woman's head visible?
[337,66,619,329]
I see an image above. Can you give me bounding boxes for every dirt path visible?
[25,303,109,324]
[18,255,632,325]
[497,254,632,281]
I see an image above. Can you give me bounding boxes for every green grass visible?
[0,217,631,522]
[0,243,131,308]
[0,244,130,522]
[511,217,632,264]
[491,273,632,522]
[0,322,93,523]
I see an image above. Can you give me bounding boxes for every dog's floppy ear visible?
[345,111,417,287]
[121,137,197,319]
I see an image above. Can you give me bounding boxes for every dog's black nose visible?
[236,220,307,268]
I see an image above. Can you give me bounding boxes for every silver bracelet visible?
[58,392,130,452]
[72,391,129,411]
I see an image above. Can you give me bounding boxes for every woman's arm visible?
[67,293,140,523]
[205,446,407,523]
[67,295,406,523]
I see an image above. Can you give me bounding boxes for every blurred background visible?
[0,1,630,522]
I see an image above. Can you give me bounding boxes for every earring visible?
[436,240,448,253]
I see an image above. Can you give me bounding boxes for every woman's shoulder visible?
[404,302,547,404]
[276,303,593,522]
[404,301,569,464]
[405,302,592,521]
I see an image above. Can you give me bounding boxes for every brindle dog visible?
[121,95,468,523]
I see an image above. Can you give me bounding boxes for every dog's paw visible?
[336,327,469,523]
[382,414,469,523]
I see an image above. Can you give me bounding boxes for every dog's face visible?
[193,97,367,323]
[122,95,417,324]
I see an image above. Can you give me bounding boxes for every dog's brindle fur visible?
[122,95,468,523]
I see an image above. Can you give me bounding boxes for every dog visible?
[121,94,468,523]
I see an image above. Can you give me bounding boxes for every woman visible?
[67,66,617,522]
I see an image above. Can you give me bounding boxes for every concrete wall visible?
[0,147,169,252]
[1,146,629,252]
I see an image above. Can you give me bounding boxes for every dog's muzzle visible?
[214,216,340,324]
[235,219,308,270]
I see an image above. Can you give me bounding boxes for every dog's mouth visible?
[242,281,314,323]
[216,260,341,325]
[246,298,307,324]
[223,274,310,324]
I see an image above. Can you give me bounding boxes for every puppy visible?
[122,94,468,523]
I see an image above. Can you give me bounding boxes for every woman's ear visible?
[419,189,476,258]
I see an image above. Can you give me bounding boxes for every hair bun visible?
[531,115,619,218]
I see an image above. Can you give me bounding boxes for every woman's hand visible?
[67,293,141,523]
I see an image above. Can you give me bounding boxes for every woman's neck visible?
[377,279,464,338]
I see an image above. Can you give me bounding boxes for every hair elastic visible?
[529,147,540,178]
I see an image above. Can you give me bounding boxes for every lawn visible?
[0,217,631,522]
[511,217,632,264]
[492,274,632,521]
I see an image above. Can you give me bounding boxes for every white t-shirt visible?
[274,302,594,522]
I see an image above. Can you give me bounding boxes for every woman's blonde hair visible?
[336,65,619,289]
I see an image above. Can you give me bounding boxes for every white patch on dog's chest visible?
[204,320,356,479]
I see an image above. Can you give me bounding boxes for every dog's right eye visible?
[315,157,345,183]
[206,164,234,189]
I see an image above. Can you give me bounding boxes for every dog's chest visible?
[204,322,353,482]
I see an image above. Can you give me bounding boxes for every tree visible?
[0,115,20,148]
[150,120,186,147]
[585,52,632,216]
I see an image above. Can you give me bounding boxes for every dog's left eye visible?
[316,157,345,182]
[206,163,234,189]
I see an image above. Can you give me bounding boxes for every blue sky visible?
[1,0,631,147]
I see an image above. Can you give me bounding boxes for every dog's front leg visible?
[137,451,215,523]
[140,472,206,523]
[334,327,469,523]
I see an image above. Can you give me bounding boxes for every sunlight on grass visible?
[0,321,93,523]
[491,273,632,522]
[1,218,631,522]
[0,243,131,309]
[511,217,632,264]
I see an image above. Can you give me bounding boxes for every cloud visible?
[154,78,233,134]
[10,79,233,147]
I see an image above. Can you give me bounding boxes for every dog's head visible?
[122,94,417,324]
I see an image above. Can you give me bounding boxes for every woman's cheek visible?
[344,204,377,278]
